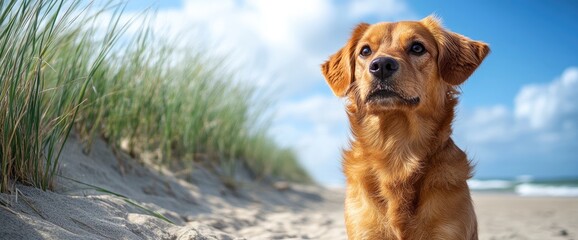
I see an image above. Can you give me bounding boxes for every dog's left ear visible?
[422,15,490,85]
[321,23,369,97]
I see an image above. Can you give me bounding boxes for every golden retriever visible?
[321,16,489,240]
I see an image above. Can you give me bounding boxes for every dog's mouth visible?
[365,86,420,107]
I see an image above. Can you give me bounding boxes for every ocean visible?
[468,176,578,197]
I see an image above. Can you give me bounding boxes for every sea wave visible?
[468,178,578,197]
[515,183,578,197]
[467,179,514,190]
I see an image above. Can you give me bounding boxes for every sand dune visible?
[0,136,346,239]
[0,136,576,239]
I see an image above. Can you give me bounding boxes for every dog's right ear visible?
[321,23,369,97]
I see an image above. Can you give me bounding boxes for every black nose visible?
[369,57,399,79]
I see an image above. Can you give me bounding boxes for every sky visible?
[120,0,578,186]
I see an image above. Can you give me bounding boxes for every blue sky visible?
[121,0,578,185]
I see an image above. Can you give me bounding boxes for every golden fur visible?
[321,16,489,240]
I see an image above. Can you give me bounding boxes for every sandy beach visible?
[0,136,576,239]
[475,194,578,240]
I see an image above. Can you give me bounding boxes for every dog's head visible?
[322,16,489,114]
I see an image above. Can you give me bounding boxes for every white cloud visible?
[455,67,578,178]
[514,67,578,131]
[275,95,347,129]
[457,67,578,145]
[271,95,349,186]
[458,105,512,143]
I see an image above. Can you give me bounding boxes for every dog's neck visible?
[346,92,458,182]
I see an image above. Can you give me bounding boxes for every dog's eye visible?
[409,42,426,55]
[360,46,372,57]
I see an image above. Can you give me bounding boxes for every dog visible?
[321,16,489,240]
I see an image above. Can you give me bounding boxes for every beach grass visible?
[0,0,311,193]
